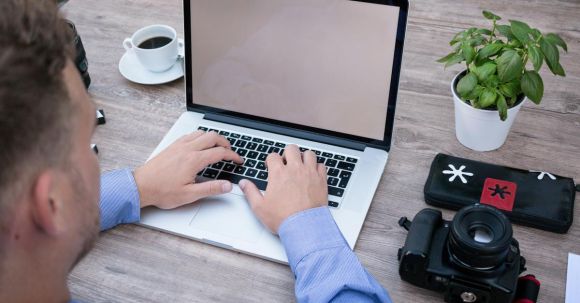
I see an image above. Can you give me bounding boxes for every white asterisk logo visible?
[530,170,556,180]
[442,164,474,184]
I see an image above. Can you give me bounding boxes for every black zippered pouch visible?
[424,153,577,233]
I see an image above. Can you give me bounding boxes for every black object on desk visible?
[424,153,576,233]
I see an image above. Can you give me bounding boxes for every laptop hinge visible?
[203,113,366,151]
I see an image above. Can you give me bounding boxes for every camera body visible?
[398,204,526,303]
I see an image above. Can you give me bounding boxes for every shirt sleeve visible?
[278,207,392,303]
[99,168,141,231]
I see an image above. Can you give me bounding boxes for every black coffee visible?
[138,36,172,49]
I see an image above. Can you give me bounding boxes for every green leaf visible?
[540,38,564,76]
[530,29,542,40]
[521,70,544,104]
[467,85,485,101]
[474,62,497,82]
[477,43,504,60]
[444,53,464,68]
[456,73,478,98]
[477,29,493,35]
[484,75,500,88]
[497,94,508,121]
[468,36,487,47]
[497,25,515,40]
[528,45,543,71]
[462,42,476,65]
[544,33,568,52]
[483,10,502,20]
[500,81,520,98]
[480,88,497,108]
[551,62,566,77]
[437,52,457,63]
[510,20,532,43]
[496,50,524,82]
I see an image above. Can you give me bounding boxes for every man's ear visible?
[30,171,62,236]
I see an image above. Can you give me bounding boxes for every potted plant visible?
[437,10,568,151]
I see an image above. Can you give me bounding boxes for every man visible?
[0,1,392,302]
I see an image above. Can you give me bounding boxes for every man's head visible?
[0,0,101,289]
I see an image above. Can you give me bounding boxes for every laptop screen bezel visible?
[183,0,408,152]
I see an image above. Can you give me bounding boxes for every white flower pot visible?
[452,72,526,152]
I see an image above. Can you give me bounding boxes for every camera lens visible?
[448,204,512,270]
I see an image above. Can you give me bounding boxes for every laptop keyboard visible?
[196,126,359,208]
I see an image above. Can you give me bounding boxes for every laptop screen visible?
[187,0,402,141]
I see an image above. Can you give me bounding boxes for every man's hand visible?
[134,131,244,209]
[239,145,327,233]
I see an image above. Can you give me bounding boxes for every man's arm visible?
[99,168,140,231]
[99,130,244,231]
[279,207,391,302]
[239,145,391,302]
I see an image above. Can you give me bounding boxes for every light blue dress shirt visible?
[92,168,392,303]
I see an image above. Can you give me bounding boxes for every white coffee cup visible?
[123,25,182,73]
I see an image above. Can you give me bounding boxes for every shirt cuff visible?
[278,206,349,272]
[99,168,141,231]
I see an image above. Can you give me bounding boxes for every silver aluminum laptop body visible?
[140,0,408,264]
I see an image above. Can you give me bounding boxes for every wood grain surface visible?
[62,0,580,302]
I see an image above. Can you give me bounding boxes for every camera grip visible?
[402,208,442,258]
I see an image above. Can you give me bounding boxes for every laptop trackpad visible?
[189,193,264,243]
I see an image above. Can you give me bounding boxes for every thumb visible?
[238,179,264,209]
[188,180,233,201]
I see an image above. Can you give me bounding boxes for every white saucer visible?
[119,38,185,85]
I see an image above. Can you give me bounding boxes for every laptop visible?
[140,0,408,263]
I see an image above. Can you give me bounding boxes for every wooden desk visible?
[63,0,580,302]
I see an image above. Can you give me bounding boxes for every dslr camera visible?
[397,204,527,303]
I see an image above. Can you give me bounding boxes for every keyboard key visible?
[209,129,219,133]
[328,201,339,208]
[227,138,236,145]
[275,142,286,148]
[202,168,219,179]
[327,177,339,186]
[257,153,268,161]
[256,162,266,170]
[197,168,205,176]
[322,152,333,158]
[299,147,308,152]
[246,151,259,159]
[264,140,275,145]
[337,161,355,171]
[312,150,321,155]
[257,171,268,180]
[217,172,267,191]
[245,159,257,168]
[211,162,224,170]
[219,131,230,136]
[252,138,263,143]
[231,147,237,152]
[230,133,241,138]
[346,157,358,163]
[237,149,248,157]
[317,156,325,163]
[246,142,258,150]
[325,159,337,167]
[234,166,246,175]
[338,178,349,189]
[242,135,252,140]
[269,146,281,154]
[257,144,269,152]
[340,171,352,179]
[223,163,236,172]
[334,155,346,161]
[328,186,344,197]
[245,168,258,178]
[234,140,247,148]
[327,168,340,177]
[198,126,208,131]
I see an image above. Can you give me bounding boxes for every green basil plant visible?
[438,10,568,120]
